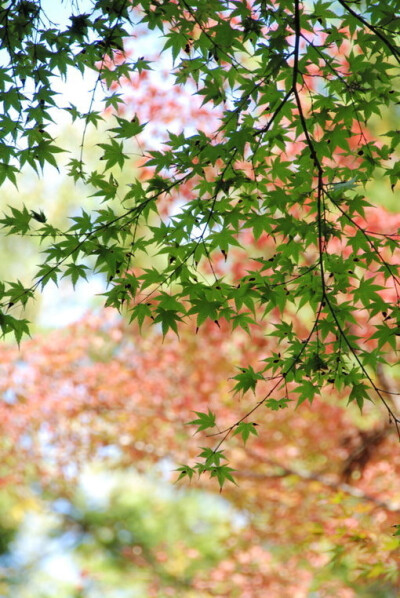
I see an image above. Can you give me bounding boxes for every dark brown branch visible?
[337,0,400,65]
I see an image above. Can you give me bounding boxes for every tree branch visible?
[242,450,400,512]
[337,0,400,65]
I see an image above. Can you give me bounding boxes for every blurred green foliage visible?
[0,466,239,597]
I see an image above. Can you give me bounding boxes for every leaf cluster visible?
[0,0,399,484]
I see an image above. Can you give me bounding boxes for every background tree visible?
[0,311,399,596]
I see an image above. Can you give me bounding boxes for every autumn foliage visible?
[0,299,399,595]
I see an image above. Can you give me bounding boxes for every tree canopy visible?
[0,0,400,486]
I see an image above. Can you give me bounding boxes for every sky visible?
[36,0,129,327]
[34,1,173,328]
